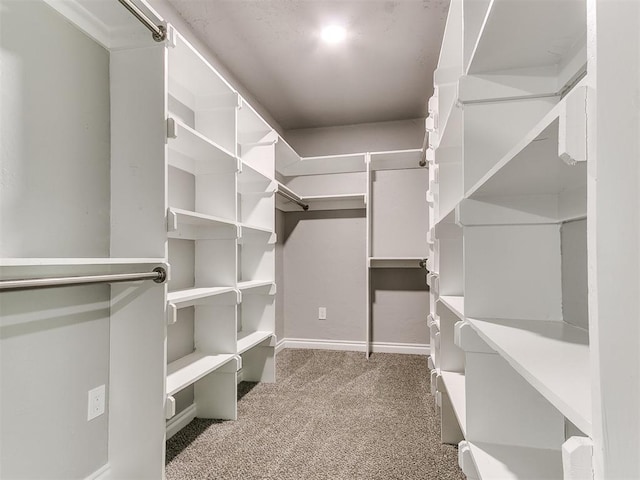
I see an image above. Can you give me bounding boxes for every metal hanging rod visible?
[117,0,166,42]
[276,184,309,211]
[0,267,167,292]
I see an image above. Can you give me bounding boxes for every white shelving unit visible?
[165,24,277,432]
[366,151,430,357]
[428,1,640,479]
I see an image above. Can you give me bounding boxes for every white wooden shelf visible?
[237,330,274,354]
[274,136,301,174]
[279,152,367,177]
[439,295,465,321]
[467,441,563,480]
[276,191,366,212]
[238,162,276,193]
[369,149,424,171]
[167,287,238,308]
[167,207,238,240]
[463,86,588,224]
[166,117,237,174]
[303,194,366,211]
[441,370,466,435]
[368,257,426,269]
[467,317,591,435]
[166,352,238,396]
[467,0,586,79]
[237,280,276,294]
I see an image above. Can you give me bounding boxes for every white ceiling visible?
[166,0,449,130]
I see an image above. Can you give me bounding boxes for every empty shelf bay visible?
[237,330,273,354]
[467,442,563,480]
[166,352,238,396]
[167,117,236,170]
[466,317,591,435]
[439,295,465,320]
[441,370,466,435]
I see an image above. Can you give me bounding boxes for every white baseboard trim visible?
[84,464,110,480]
[275,337,287,354]
[166,403,197,440]
[278,338,430,356]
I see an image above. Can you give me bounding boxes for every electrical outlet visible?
[318,307,327,320]
[87,385,105,421]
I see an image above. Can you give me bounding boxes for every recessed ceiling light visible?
[321,25,347,44]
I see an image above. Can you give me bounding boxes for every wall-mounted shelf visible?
[465,441,563,480]
[467,0,586,85]
[167,207,238,240]
[467,317,591,435]
[279,152,367,177]
[438,295,465,321]
[441,370,466,436]
[166,352,239,397]
[367,257,426,269]
[369,149,425,171]
[167,287,239,309]
[166,117,237,175]
[237,331,274,355]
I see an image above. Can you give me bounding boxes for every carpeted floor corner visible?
[166,349,465,480]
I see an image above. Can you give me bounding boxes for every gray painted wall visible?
[285,118,424,156]
[1,1,110,477]
[561,219,588,330]
[279,122,429,349]
[283,210,367,341]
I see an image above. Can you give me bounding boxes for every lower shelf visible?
[237,330,274,354]
[467,442,562,479]
[441,370,466,435]
[166,352,238,396]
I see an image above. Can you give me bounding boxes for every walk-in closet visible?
[1,0,638,478]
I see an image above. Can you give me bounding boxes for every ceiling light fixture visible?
[321,25,346,44]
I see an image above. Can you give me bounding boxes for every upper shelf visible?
[167,32,235,106]
[462,84,588,224]
[467,317,591,436]
[279,152,367,177]
[369,149,424,171]
[467,0,586,83]
[368,257,426,269]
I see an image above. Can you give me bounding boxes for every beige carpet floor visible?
[166,349,464,480]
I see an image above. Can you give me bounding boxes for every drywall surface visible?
[283,210,367,342]
[0,0,110,258]
[0,2,111,477]
[561,219,588,330]
[370,268,429,344]
[284,118,424,156]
